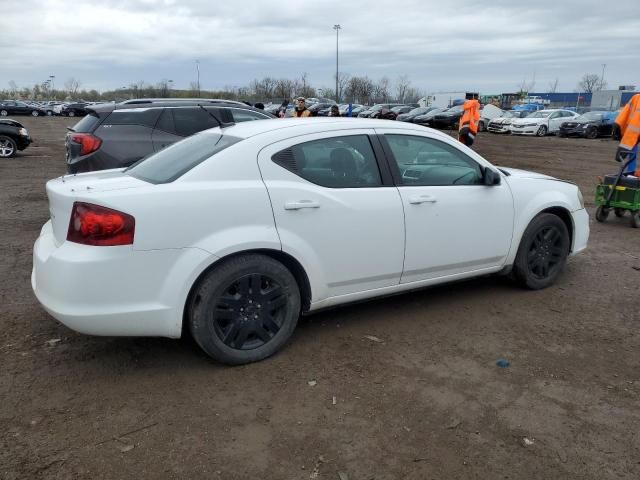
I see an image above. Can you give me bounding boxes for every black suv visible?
[65,99,274,173]
[60,103,91,117]
[0,118,32,157]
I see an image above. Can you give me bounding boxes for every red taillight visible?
[70,133,102,155]
[67,202,135,246]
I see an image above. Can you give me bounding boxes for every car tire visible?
[46,110,53,116]
[630,212,640,229]
[188,254,301,365]
[0,135,18,158]
[513,213,570,290]
[68,111,76,117]
[31,110,39,117]
[586,127,598,139]
[595,206,609,222]
[0,110,8,116]
[536,125,547,137]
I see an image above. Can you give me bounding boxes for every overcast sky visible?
[2,0,639,94]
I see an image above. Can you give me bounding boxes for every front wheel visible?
[188,254,301,365]
[46,110,53,116]
[595,206,610,222]
[513,213,570,290]
[31,110,39,117]
[0,136,17,158]
[586,127,598,139]
[0,110,8,116]
[68,111,76,117]
[536,125,548,137]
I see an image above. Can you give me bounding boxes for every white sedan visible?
[510,109,580,136]
[33,119,589,364]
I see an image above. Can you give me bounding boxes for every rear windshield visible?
[70,113,100,133]
[126,132,241,184]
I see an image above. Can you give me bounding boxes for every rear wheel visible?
[513,213,570,290]
[0,110,8,116]
[188,254,301,365]
[68,111,76,117]
[31,110,39,117]
[595,206,609,222]
[536,125,547,137]
[0,136,17,158]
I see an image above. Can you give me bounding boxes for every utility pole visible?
[333,24,341,103]
[49,75,55,99]
[600,63,607,90]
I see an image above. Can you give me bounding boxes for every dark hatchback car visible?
[429,105,465,129]
[65,99,274,173]
[0,100,47,117]
[558,111,616,139]
[396,106,438,122]
[308,102,336,116]
[61,103,92,117]
[0,118,32,157]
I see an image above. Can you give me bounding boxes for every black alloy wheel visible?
[513,213,570,289]
[189,254,301,364]
[213,273,287,350]
[586,127,598,139]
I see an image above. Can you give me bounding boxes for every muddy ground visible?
[1,117,638,479]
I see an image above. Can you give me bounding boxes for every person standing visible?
[329,105,340,117]
[291,97,311,118]
[458,93,480,147]
[614,93,640,176]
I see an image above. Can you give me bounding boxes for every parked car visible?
[0,100,47,117]
[430,105,465,129]
[342,104,367,117]
[33,118,588,365]
[510,109,580,136]
[358,104,399,118]
[396,107,438,122]
[60,103,91,117]
[0,118,32,157]
[412,108,445,126]
[381,105,413,120]
[487,110,530,134]
[65,100,275,173]
[308,102,336,116]
[558,111,616,139]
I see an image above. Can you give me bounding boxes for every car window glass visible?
[106,109,161,128]
[385,134,483,186]
[231,109,268,123]
[172,108,220,136]
[272,135,382,188]
[155,109,176,134]
[126,133,242,184]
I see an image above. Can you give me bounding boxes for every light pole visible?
[168,79,173,97]
[333,24,341,103]
[196,60,201,98]
[600,63,607,90]
[49,75,55,98]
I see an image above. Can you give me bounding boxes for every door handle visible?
[409,195,437,204]
[284,200,321,210]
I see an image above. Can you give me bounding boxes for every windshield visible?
[502,111,521,118]
[527,111,552,118]
[576,112,604,122]
[126,132,242,184]
[370,105,385,111]
[409,107,430,115]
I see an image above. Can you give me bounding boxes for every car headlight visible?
[19,127,28,136]
[523,123,538,127]
[577,188,584,209]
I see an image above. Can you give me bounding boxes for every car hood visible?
[500,167,555,180]
[512,118,544,125]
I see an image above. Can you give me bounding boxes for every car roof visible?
[212,117,449,141]
[89,100,269,114]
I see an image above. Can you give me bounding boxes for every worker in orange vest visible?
[458,93,480,147]
[614,93,640,176]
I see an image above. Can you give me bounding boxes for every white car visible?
[32,119,589,364]
[510,109,580,136]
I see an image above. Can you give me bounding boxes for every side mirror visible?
[483,168,501,186]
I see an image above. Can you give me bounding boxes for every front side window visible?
[272,135,382,188]
[171,108,220,136]
[231,109,269,123]
[385,134,483,186]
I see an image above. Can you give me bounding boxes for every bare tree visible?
[395,75,411,103]
[333,72,350,102]
[157,79,171,97]
[373,77,391,103]
[404,86,422,104]
[64,77,81,98]
[274,78,295,100]
[189,81,200,95]
[578,73,606,93]
[8,80,18,97]
[517,78,535,94]
[548,78,559,93]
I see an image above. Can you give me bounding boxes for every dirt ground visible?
[1,117,639,480]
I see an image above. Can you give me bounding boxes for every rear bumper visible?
[571,208,589,255]
[32,221,212,338]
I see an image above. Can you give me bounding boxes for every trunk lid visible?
[46,170,147,245]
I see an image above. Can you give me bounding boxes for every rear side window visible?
[106,109,161,128]
[126,133,241,184]
[71,113,101,133]
[231,108,269,123]
[172,108,220,136]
